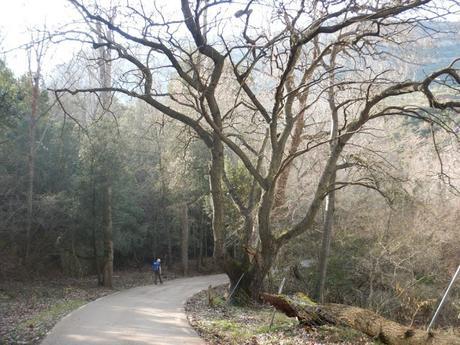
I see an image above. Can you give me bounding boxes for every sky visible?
[0,0,271,78]
[0,0,77,76]
[1,0,458,79]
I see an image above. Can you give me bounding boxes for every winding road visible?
[41,274,228,345]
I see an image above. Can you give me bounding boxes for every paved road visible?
[41,274,228,345]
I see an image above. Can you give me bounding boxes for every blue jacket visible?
[152,260,161,272]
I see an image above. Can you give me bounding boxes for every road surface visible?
[41,274,228,345]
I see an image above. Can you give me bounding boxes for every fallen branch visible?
[260,293,460,345]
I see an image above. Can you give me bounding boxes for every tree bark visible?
[198,214,204,269]
[209,136,225,262]
[314,44,340,302]
[181,202,189,276]
[273,109,306,210]
[315,170,336,302]
[25,77,38,264]
[102,183,113,288]
[97,21,114,288]
[91,159,102,285]
[261,293,460,345]
[158,146,169,267]
[25,69,40,264]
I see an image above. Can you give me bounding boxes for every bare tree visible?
[96,20,115,288]
[25,33,48,264]
[54,0,460,298]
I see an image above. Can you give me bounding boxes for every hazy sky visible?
[0,0,267,78]
[1,0,458,79]
[0,0,76,76]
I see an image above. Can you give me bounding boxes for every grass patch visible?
[191,301,295,343]
[316,325,384,344]
[256,312,297,333]
[209,318,250,339]
[186,286,383,344]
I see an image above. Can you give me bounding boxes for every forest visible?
[0,0,459,344]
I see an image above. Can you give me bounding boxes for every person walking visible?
[152,258,163,285]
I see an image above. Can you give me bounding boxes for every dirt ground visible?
[185,286,381,345]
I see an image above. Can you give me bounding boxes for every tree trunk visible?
[245,183,278,299]
[97,21,114,288]
[167,226,172,267]
[226,144,343,301]
[314,49,340,301]
[315,169,336,302]
[102,183,113,288]
[158,147,170,267]
[25,73,39,264]
[91,161,102,285]
[273,109,306,211]
[209,136,225,262]
[198,215,204,269]
[249,254,275,300]
[71,225,82,277]
[224,235,277,303]
[261,293,460,345]
[224,168,294,301]
[181,202,189,276]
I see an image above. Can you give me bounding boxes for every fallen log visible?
[260,293,460,345]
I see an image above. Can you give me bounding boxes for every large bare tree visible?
[54,0,460,298]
